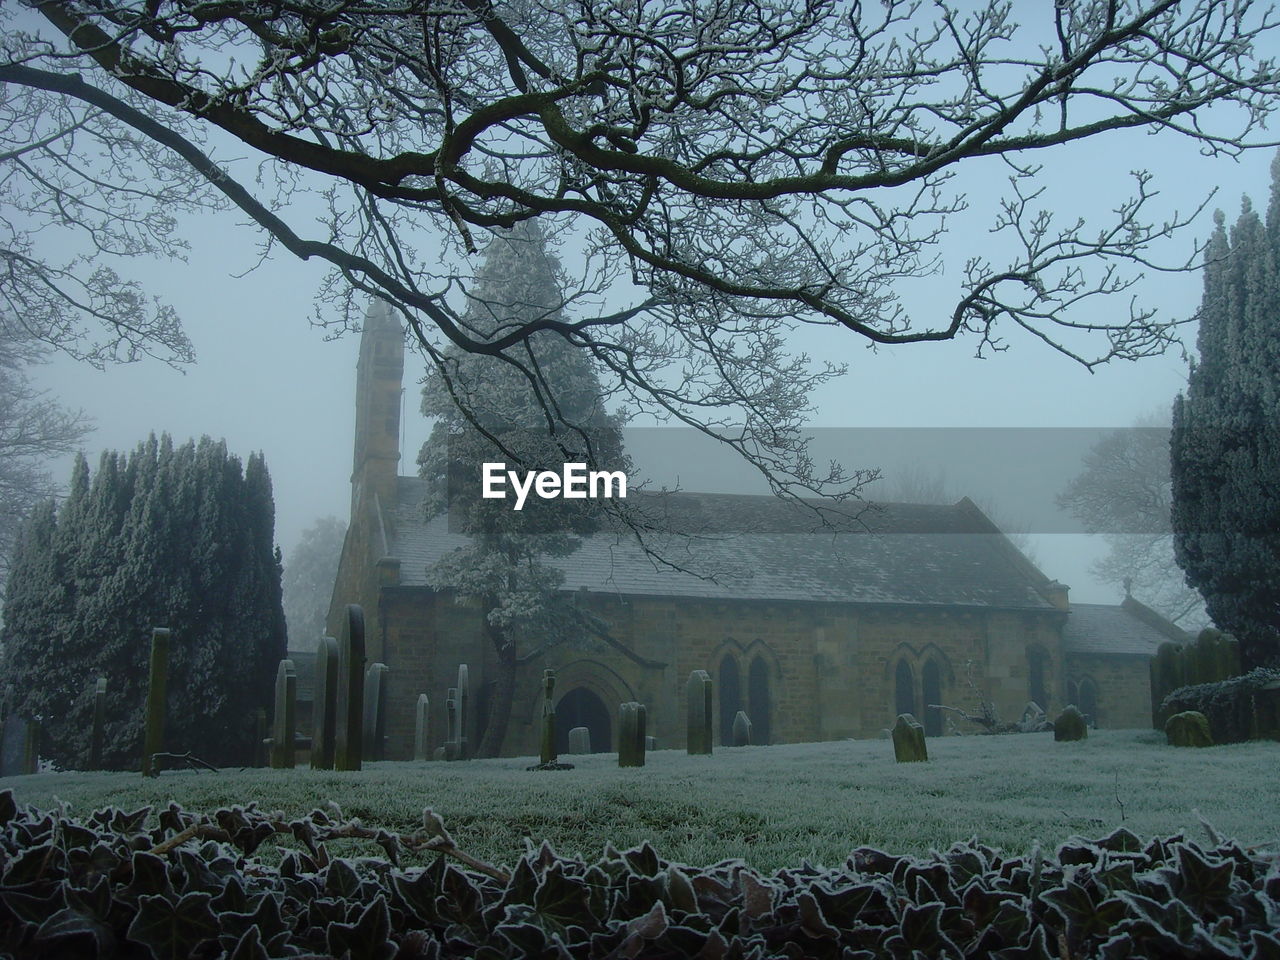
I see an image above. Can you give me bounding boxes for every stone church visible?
[323,301,1184,759]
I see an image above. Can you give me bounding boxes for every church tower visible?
[351,298,404,517]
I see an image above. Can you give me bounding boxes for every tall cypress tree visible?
[0,435,286,768]
[1171,156,1280,668]
[418,223,628,757]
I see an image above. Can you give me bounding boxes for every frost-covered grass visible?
[3,729,1276,872]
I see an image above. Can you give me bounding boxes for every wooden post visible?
[141,628,171,777]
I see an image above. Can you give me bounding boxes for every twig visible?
[150,751,219,773]
[1114,770,1126,823]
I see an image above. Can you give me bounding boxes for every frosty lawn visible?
[4,729,1276,873]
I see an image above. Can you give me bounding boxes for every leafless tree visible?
[2,0,1279,503]
[1058,413,1208,627]
[0,319,92,587]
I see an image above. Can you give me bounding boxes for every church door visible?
[555,687,612,755]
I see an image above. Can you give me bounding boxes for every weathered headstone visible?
[686,669,713,755]
[891,713,928,762]
[362,662,389,761]
[444,691,461,761]
[334,605,365,771]
[270,659,297,769]
[414,694,431,761]
[0,717,37,776]
[732,710,752,747]
[1166,710,1213,747]
[568,726,592,755]
[1053,705,1088,742]
[90,678,108,770]
[456,664,470,760]
[141,627,171,778]
[433,746,446,761]
[311,636,339,770]
[527,669,573,770]
[619,702,646,767]
[645,736,657,751]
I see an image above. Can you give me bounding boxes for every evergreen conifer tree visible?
[0,435,286,768]
[1171,157,1280,668]
[418,223,628,757]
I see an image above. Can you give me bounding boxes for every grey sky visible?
[29,119,1276,608]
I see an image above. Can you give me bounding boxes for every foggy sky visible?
[29,128,1277,608]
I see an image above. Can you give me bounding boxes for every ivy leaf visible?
[623,842,661,878]
[739,872,773,922]
[628,899,669,940]
[1249,929,1280,960]
[4,843,65,886]
[324,858,362,899]
[125,852,176,905]
[883,900,963,958]
[796,891,838,940]
[665,864,698,915]
[225,925,270,960]
[437,863,484,932]
[35,906,116,957]
[533,861,593,934]
[127,892,218,960]
[1096,828,1144,854]
[991,924,1054,960]
[1041,880,1127,945]
[0,883,64,925]
[0,790,16,827]
[1172,844,1236,913]
[326,894,396,960]
[392,863,443,926]
[110,806,152,836]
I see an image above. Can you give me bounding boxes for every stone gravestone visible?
[456,664,469,760]
[444,690,461,761]
[892,713,928,762]
[414,694,431,761]
[362,662,389,761]
[619,702,646,768]
[1054,705,1088,742]
[732,710,752,747]
[568,726,591,755]
[311,636,339,770]
[90,678,108,770]
[645,736,657,751]
[334,605,365,771]
[141,628,171,778]
[270,659,297,769]
[686,669,713,755]
[527,669,573,770]
[1166,710,1213,747]
[0,717,37,776]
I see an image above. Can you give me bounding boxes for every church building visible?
[324,301,1184,759]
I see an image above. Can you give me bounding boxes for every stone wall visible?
[1065,653,1153,730]
[363,587,1087,758]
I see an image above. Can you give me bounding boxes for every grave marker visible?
[456,664,470,760]
[141,628,171,778]
[334,605,365,771]
[527,669,573,770]
[414,694,431,761]
[270,659,297,769]
[891,713,928,762]
[686,670,713,755]
[619,702,646,767]
[1053,705,1088,742]
[311,636,339,770]
[568,726,591,755]
[732,710,752,747]
[362,662,389,761]
[90,678,107,770]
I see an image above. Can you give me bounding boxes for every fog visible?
[29,134,1275,608]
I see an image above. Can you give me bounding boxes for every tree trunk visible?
[476,624,517,758]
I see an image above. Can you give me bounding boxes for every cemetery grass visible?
[4,729,1277,874]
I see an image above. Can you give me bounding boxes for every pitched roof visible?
[386,478,1058,611]
[1061,602,1186,657]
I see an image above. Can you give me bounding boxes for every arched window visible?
[1027,647,1048,711]
[922,659,943,737]
[1078,678,1098,728]
[719,654,741,746]
[894,659,915,719]
[748,656,771,745]
[555,688,612,755]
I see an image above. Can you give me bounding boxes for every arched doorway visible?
[922,659,943,737]
[748,656,771,744]
[894,659,915,719]
[719,654,742,746]
[555,687,612,755]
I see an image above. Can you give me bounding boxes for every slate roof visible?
[1061,602,1183,657]
[386,477,1058,611]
